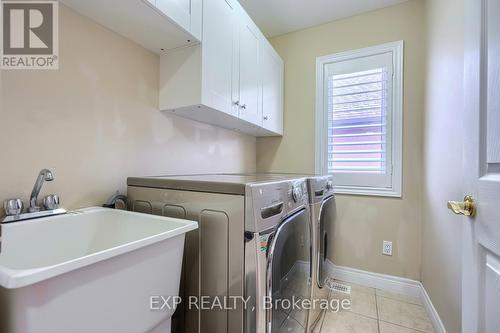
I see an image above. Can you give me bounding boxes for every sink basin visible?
[0,207,197,333]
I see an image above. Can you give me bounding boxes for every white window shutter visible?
[327,68,390,175]
[315,41,404,197]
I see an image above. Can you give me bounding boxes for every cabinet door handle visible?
[233,101,240,106]
[263,116,269,120]
[240,104,246,110]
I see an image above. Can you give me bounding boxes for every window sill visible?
[333,185,402,198]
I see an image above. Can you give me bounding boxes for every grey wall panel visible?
[127,186,245,333]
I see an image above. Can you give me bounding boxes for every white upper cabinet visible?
[159,0,284,137]
[201,0,238,117]
[62,0,283,136]
[237,15,262,126]
[61,0,202,53]
[261,41,284,135]
[156,0,191,29]
[155,0,202,41]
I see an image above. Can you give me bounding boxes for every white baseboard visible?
[324,259,421,297]
[420,284,447,333]
[325,259,446,333]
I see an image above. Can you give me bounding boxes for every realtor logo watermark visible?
[150,296,352,313]
[1,0,58,69]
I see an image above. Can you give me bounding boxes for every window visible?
[315,41,403,197]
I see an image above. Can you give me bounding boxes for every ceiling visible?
[238,0,409,37]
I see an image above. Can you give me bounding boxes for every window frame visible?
[315,41,404,197]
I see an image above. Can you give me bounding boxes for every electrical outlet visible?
[383,241,393,256]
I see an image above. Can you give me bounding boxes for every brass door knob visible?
[447,195,476,217]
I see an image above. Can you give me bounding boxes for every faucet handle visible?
[4,199,24,216]
[43,194,60,211]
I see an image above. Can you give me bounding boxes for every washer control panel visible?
[246,178,308,233]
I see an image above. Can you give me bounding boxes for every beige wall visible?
[257,0,426,280]
[421,0,464,332]
[0,5,464,330]
[0,5,255,213]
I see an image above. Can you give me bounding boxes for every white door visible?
[202,0,238,117]
[461,0,500,332]
[261,43,284,135]
[238,18,261,125]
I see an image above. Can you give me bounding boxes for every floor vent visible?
[325,279,351,294]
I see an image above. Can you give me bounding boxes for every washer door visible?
[267,208,311,332]
[318,195,336,288]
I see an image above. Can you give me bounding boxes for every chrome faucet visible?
[28,169,54,212]
[2,169,65,224]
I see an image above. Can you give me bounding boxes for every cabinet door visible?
[238,18,261,125]
[202,0,238,116]
[156,0,191,32]
[261,43,284,135]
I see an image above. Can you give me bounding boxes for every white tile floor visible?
[313,280,435,333]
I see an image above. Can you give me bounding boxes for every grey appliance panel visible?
[307,194,336,332]
[308,200,327,332]
[127,174,308,195]
[306,175,335,333]
[318,195,336,286]
[127,176,246,195]
[127,186,245,333]
[200,210,229,332]
[245,179,308,233]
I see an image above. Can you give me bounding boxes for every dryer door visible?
[266,208,311,332]
[318,195,336,288]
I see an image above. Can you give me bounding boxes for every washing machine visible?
[127,174,311,333]
[216,173,337,333]
[244,176,311,333]
[305,175,336,332]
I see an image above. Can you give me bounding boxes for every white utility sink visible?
[0,207,197,333]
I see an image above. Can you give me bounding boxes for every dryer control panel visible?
[306,175,335,204]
